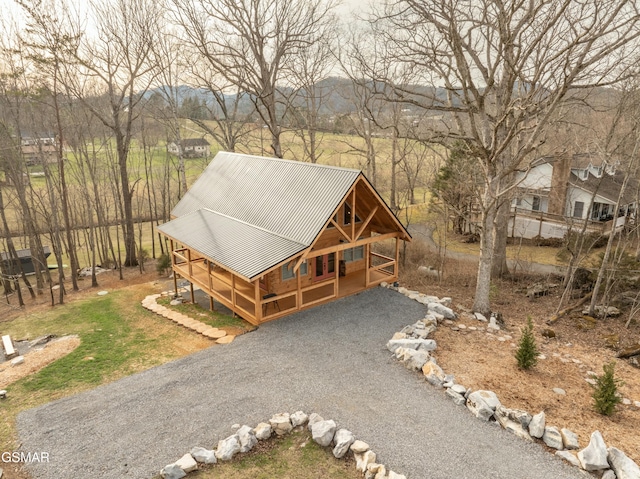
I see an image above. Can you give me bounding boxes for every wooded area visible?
[1,0,640,320]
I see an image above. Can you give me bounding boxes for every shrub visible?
[156,253,172,275]
[592,361,624,416]
[515,317,539,370]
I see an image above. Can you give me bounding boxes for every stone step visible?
[2,335,17,359]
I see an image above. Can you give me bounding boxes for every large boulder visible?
[578,431,609,471]
[350,440,370,454]
[427,302,457,319]
[311,419,337,447]
[307,413,324,431]
[608,447,640,479]
[355,450,377,473]
[528,411,546,439]
[445,388,467,406]
[215,434,241,461]
[254,422,272,440]
[190,447,217,464]
[495,406,533,441]
[290,411,309,427]
[332,429,355,459]
[269,413,293,436]
[466,390,501,421]
[560,428,579,450]
[237,425,258,453]
[404,349,431,371]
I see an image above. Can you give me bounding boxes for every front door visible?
[314,253,335,281]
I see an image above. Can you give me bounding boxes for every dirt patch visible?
[0,336,81,389]
[403,256,640,465]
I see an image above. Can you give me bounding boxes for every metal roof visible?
[158,209,307,280]
[171,152,361,245]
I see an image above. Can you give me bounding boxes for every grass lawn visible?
[0,284,225,457]
[156,430,360,479]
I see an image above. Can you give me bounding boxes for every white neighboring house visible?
[167,138,211,158]
[510,154,636,239]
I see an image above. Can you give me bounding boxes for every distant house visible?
[167,138,211,158]
[158,152,411,325]
[20,133,58,166]
[0,246,51,276]
[510,154,637,239]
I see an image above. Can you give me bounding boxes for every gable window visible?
[343,203,362,225]
[344,245,364,262]
[532,196,541,211]
[281,260,308,281]
[573,201,584,218]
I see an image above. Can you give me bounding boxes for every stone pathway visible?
[141,293,234,343]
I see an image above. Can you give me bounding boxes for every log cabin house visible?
[158,152,411,325]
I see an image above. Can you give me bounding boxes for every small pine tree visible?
[515,317,539,370]
[592,361,624,416]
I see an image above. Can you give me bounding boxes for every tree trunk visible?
[491,197,510,278]
[473,179,498,315]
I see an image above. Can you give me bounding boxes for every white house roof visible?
[159,152,366,279]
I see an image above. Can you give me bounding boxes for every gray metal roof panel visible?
[158,209,306,280]
[171,152,361,245]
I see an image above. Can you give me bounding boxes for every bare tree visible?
[171,0,338,158]
[375,0,640,315]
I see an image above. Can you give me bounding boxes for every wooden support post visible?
[297,269,302,310]
[187,248,192,276]
[365,243,370,286]
[394,237,400,278]
[351,189,356,241]
[335,251,340,297]
[190,282,195,304]
[170,240,178,296]
[254,280,262,323]
[208,260,212,291]
[209,295,214,311]
[231,274,236,307]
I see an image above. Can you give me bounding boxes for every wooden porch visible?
[171,244,398,326]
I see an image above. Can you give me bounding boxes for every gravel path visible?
[18,288,586,479]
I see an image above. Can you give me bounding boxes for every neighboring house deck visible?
[158,152,411,325]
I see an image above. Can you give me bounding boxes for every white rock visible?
[608,447,640,479]
[269,413,292,436]
[254,422,272,440]
[439,297,452,306]
[97,290,109,296]
[10,356,24,366]
[215,435,241,461]
[446,388,467,406]
[622,398,632,406]
[578,431,609,471]
[350,440,370,454]
[388,472,407,479]
[311,419,337,447]
[466,390,500,421]
[560,428,579,450]
[160,463,186,479]
[474,312,487,322]
[423,360,446,387]
[386,338,437,353]
[404,349,431,371]
[552,387,566,395]
[366,463,386,479]
[555,450,581,468]
[488,316,500,331]
[528,411,546,438]
[543,426,564,450]
[355,450,377,473]
[290,411,309,427]
[190,447,217,464]
[635,401,640,408]
[427,302,456,319]
[332,429,355,459]
[307,413,324,431]
[602,470,617,479]
[175,454,197,473]
[380,282,388,288]
[391,332,407,340]
[237,425,258,453]
[449,384,467,395]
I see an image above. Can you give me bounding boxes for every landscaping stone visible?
[471,312,486,321]
[449,384,467,396]
[215,434,241,461]
[311,419,336,447]
[488,316,500,331]
[552,388,566,395]
[216,335,235,344]
[0,390,6,399]
[578,431,609,471]
[190,447,217,464]
[422,360,446,387]
[528,412,546,438]
[386,338,437,353]
[307,413,324,431]
[542,426,564,450]
[445,388,466,406]
[494,406,533,441]
[560,428,579,450]
[237,425,257,453]
[350,440,370,454]
[427,302,456,319]
[388,471,407,479]
[466,390,500,421]
[355,450,377,473]
[332,429,355,459]
[555,450,581,468]
[404,350,430,371]
[290,410,308,427]
[160,463,186,479]
[175,453,197,473]
[269,413,293,436]
[608,447,640,479]
[10,356,24,366]
[253,422,272,440]
[365,463,386,479]
[602,470,617,479]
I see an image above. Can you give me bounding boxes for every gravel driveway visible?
[18,287,586,479]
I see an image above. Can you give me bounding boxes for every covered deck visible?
[171,244,398,325]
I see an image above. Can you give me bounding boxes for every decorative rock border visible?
[381,281,640,479]
[159,411,407,479]
[141,293,234,344]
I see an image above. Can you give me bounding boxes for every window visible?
[343,203,361,225]
[281,260,307,281]
[573,201,584,218]
[532,196,541,211]
[344,246,364,262]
